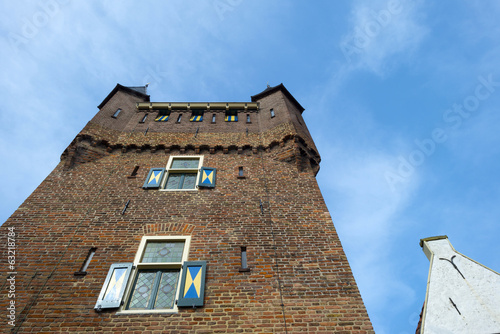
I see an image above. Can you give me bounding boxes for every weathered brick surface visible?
[0,84,373,333]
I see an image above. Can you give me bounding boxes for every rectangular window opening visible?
[123,236,191,312]
[112,108,122,118]
[246,114,251,123]
[239,167,244,177]
[270,109,275,118]
[212,114,216,123]
[239,246,250,272]
[177,114,182,123]
[130,166,140,177]
[140,114,148,123]
[162,156,203,191]
[75,247,97,276]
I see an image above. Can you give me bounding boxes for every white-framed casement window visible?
[120,236,191,314]
[161,156,204,191]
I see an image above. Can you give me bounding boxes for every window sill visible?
[116,309,178,315]
[237,176,246,179]
[238,267,251,272]
[160,188,199,192]
[74,271,87,276]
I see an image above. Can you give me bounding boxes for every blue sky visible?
[1,1,500,333]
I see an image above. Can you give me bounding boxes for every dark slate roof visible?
[127,86,148,95]
[251,83,305,113]
[97,84,150,109]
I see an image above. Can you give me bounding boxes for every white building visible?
[419,236,500,334]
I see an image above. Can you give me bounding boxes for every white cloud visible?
[339,0,428,75]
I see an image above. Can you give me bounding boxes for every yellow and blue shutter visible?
[198,167,216,188]
[225,114,238,122]
[177,261,207,307]
[95,263,133,310]
[190,115,203,122]
[155,115,169,122]
[143,168,165,189]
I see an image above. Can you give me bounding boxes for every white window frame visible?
[160,155,204,191]
[118,235,191,314]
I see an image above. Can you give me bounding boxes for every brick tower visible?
[1,84,374,333]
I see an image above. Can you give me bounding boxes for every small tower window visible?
[177,114,182,123]
[74,247,97,276]
[246,114,251,123]
[139,114,148,123]
[270,109,275,118]
[112,108,122,118]
[129,166,140,177]
[212,114,216,123]
[237,166,245,179]
[239,246,250,272]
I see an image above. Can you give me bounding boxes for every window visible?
[246,114,251,123]
[130,166,140,177]
[270,108,275,118]
[75,247,97,276]
[110,236,191,313]
[155,113,169,122]
[176,114,182,123]
[225,111,238,122]
[140,114,148,123]
[190,111,203,122]
[162,156,203,191]
[125,237,189,312]
[112,108,122,118]
[212,114,216,123]
[239,246,250,272]
[96,236,206,312]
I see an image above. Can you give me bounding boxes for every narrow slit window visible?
[239,246,249,272]
[246,114,251,123]
[130,166,139,177]
[140,114,148,123]
[75,247,97,276]
[212,114,216,123]
[112,108,122,118]
[239,167,244,177]
[177,114,182,123]
[270,109,275,118]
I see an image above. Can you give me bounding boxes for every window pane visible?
[128,271,157,309]
[142,241,185,263]
[165,174,182,189]
[171,158,199,169]
[154,270,180,309]
[103,267,127,302]
[181,173,197,189]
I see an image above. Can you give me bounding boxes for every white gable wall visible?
[420,236,500,334]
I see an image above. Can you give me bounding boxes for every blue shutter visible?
[94,263,133,310]
[177,261,207,307]
[143,168,165,189]
[190,115,203,122]
[198,167,216,188]
[155,115,169,122]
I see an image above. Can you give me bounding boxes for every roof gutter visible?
[136,102,259,111]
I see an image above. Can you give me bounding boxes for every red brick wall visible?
[0,86,373,333]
